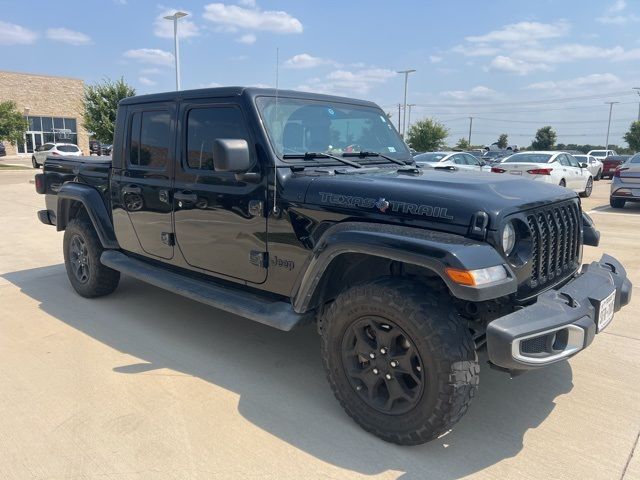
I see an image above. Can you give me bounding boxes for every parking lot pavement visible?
[0,170,638,480]
[0,154,34,168]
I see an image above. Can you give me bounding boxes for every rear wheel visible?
[63,217,120,297]
[595,169,602,181]
[580,177,593,197]
[320,277,479,445]
[559,179,566,187]
[32,156,38,169]
[610,198,626,209]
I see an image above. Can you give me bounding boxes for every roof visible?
[119,86,380,108]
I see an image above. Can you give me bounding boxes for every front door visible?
[173,101,267,284]
[115,105,175,259]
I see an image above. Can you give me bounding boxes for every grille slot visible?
[527,201,581,289]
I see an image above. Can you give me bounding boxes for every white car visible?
[573,154,603,180]
[32,143,82,168]
[491,151,593,197]
[587,149,616,160]
[413,151,491,172]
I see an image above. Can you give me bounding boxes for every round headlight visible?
[502,222,516,255]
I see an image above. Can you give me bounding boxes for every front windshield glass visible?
[590,150,607,156]
[413,152,447,162]
[502,153,553,163]
[255,96,410,161]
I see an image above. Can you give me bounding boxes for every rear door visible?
[114,104,175,259]
[172,100,267,283]
[451,154,472,171]
[463,153,483,172]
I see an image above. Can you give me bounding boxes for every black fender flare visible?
[292,222,517,313]
[56,182,119,249]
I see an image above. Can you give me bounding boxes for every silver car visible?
[413,151,491,172]
[574,154,603,180]
[610,153,640,208]
[32,143,82,168]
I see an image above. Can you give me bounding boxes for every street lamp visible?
[604,101,619,151]
[164,11,188,91]
[397,69,416,138]
[407,103,416,132]
[633,87,640,121]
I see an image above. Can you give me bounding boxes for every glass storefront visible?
[17,116,78,154]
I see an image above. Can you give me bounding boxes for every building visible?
[0,70,89,156]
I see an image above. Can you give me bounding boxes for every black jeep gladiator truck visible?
[35,87,632,445]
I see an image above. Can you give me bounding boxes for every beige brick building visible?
[0,70,89,156]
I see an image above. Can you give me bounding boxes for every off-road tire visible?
[580,177,593,198]
[610,197,626,209]
[320,277,479,445]
[63,217,120,297]
[32,156,38,169]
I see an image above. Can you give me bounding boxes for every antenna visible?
[272,47,280,215]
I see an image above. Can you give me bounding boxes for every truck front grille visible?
[527,200,581,289]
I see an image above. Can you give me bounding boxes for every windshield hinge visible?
[469,211,489,240]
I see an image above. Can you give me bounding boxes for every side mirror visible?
[580,162,588,168]
[213,139,251,173]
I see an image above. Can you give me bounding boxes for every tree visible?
[84,78,135,143]
[0,100,28,145]
[406,118,449,152]
[455,137,470,150]
[497,133,508,149]
[531,126,557,150]
[624,121,640,152]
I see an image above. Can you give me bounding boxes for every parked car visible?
[573,154,603,180]
[484,142,518,152]
[491,151,593,197]
[610,154,640,208]
[34,86,632,446]
[0,142,6,157]
[601,155,631,179]
[588,149,617,159]
[413,151,490,172]
[32,143,82,168]
[100,144,113,156]
[481,150,510,165]
[89,140,101,156]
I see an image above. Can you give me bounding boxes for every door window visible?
[128,111,171,169]
[464,154,479,166]
[185,106,250,170]
[567,155,581,168]
[451,154,465,165]
[558,154,570,167]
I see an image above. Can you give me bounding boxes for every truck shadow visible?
[3,265,573,480]
[589,203,640,214]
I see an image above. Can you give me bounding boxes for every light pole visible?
[397,69,416,138]
[407,103,416,132]
[164,11,188,91]
[605,101,619,151]
[633,87,640,121]
[468,116,473,146]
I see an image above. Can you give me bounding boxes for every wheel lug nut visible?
[372,368,379,375]
[380,348,386,354]
[385,374,392,380]
[390,361,398,367]
[369,353,375,359]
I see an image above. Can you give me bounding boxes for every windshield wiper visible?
[342,151,411,166]
[283,152,363,168]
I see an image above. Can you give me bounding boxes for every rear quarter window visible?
[57,145,80,152]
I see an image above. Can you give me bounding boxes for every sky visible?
[2,0,640,147]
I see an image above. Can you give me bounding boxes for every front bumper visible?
[487,254,632,372]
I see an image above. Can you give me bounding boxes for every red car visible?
[602,155,631,179]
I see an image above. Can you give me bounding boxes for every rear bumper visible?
[486,254,632,372]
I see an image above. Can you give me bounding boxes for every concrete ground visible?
[0,170,638,480]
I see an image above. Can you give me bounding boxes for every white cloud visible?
[613,48,640,61]
[140,67,162,75]
[488,55,551,75]
[0,21,38,45]
[45,28,91,45]
[429,55,442,63]
[237,0,255,6]
[154,9,200,38]
[237,33,256,44]
[138,76,157,86]
[526,73,624,93]
[124,48,174,66]
[610,0,627,12]
[298,68,395,96]
[441,85,498,101]
[284,53,332,69]
[466,21,570,44]
[451,44,499,57]
[203,3,302,33]
[113,0,127,4]
[518,44,624,63]
[597,0,639,24]
[201,81,223,88]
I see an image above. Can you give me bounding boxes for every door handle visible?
[123,185,141,194]
[174,191,198,203]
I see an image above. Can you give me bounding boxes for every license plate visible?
[597,290,616,332]
[509,171,522,175]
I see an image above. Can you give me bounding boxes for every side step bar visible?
[100,250,310,331]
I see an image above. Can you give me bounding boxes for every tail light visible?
[527,168,553,175]
[51,151,60,155]
[34,173,45,194]
[614,167,628,177]
[491,167,506,173]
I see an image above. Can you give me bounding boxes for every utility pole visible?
[397,69,416,137]
[397,104,401,132]
[407,104,416,132]
[164,11,188,91]
[633,87,640,121]
[605,101,619,150]
[468,117,473,146]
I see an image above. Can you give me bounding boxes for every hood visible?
[291,168,577,230]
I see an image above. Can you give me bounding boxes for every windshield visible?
[502,153,552,163]
[57,145,80,152]
[629,154,640,164]
[413,152,447,162]
[590,150,608,156]
[255,96,410,162]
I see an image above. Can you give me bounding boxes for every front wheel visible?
[32,156,39,169]
[580,177,593,197]
[320,277,479,445]
[595,169,602,181]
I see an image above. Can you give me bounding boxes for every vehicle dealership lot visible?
[0,170,638,480]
